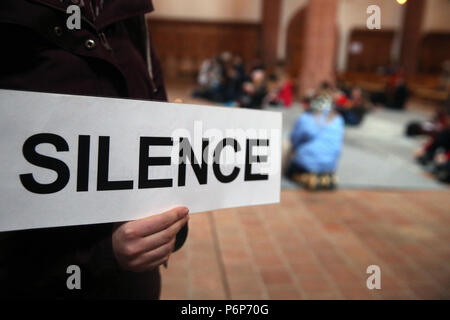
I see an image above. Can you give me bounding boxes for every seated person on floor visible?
[415,103,450,183]
[335,87,367,126]
[193,55,225,102]
[286,95,345,190]
[221,58,246,104]
[239,69,267,109]
[370,68,409,110]
[406,103,449,137]
[265,72,294,108]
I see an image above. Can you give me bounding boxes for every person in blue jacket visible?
[286,94,344,190]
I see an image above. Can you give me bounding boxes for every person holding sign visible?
[0,0,188,299]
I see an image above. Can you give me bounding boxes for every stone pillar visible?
[297,0,338,97]
[261,0,282,70]
[399,0,425,75]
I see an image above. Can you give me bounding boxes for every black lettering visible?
[245,139,269,181]
[97,136,133,191]
[139,137,173,189]
[213,138,240,183]
[178,137,209,186]
[19,133,70,194]
[77,135,90,192]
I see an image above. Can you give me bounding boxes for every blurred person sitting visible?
[387,73,409,110]
[286,95,344,190]
[197,58,214,88]
[193,56,224,101]
[432,130,450,184]
[406,103,449,137]
[335,87,367,126]
[222,55,246,104]
[415,102,450,183]
[194,52,246,104]
[265,72,294,108]
[371,67,409,110]
[239,69,267,109]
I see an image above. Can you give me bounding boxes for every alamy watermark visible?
[366,265,381,290]
[66,5,81,30]
[366,5,381,30]
[66,264,81,290]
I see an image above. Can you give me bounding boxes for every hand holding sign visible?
[112,206,189,272]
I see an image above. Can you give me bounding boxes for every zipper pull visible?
[150,77,158,93]
[98,32,112,51]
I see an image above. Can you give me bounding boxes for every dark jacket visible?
[0,0,187,299]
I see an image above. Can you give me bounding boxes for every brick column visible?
[297,0,338,97]
[261,0,282,70]
[400,0,425,75]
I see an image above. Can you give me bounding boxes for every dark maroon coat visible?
[0,0,187,299]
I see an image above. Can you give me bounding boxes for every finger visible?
[136,215,189,253]
[131,255,170,273]
[127,206,189,237]
[132,238,176,269]
[140,255,171,272]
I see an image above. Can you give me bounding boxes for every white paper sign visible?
[0,90,281,232]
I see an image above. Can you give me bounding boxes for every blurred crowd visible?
[191,53,377,191]
[192,53,450,188]
[192,52,293,109]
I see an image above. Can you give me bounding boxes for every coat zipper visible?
[141,16,158,93]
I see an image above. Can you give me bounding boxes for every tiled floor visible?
[160,189,450,300]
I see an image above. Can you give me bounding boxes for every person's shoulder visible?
[295,112,316,130]
[298,111,312,121]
